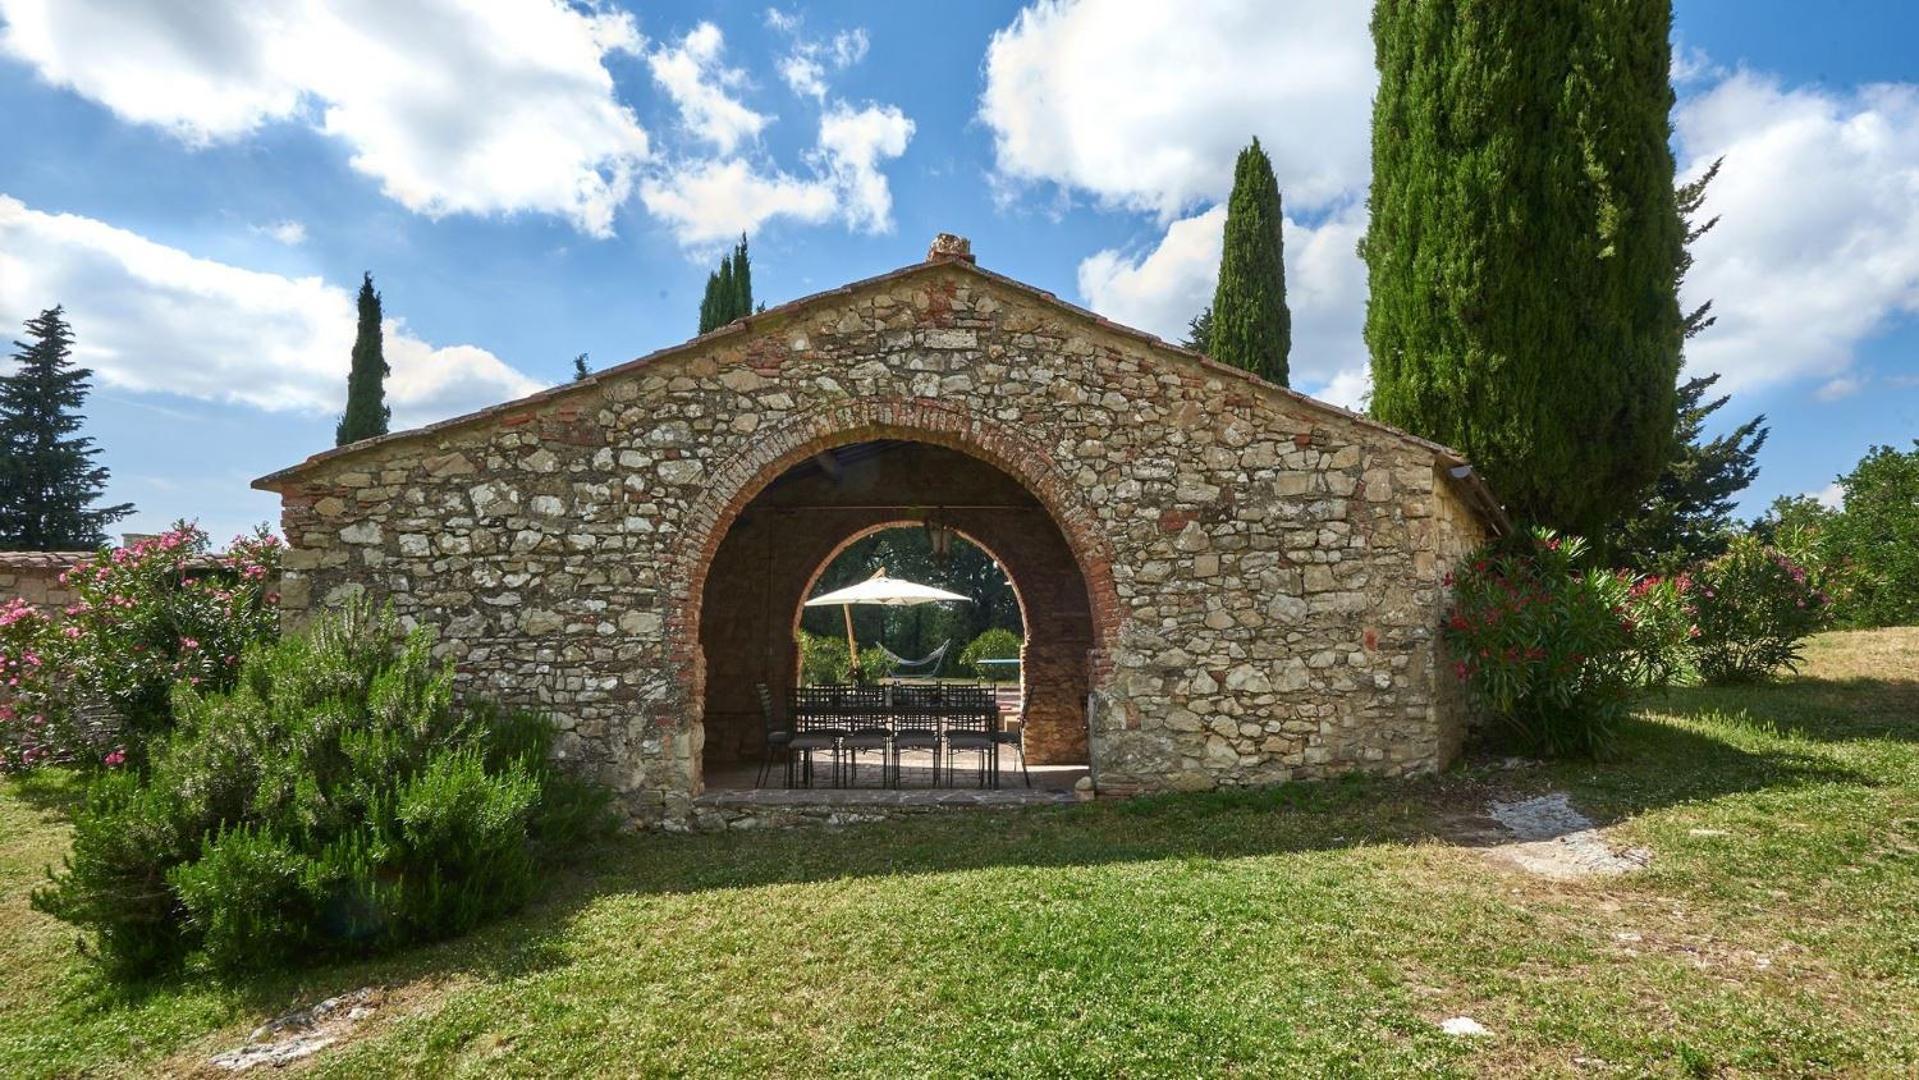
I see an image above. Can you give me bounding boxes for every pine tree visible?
[1182,307,1214,353]
[1610,158,1757,571]
[1612,374,1768,571]
[571,353,592,382]
[1209,139,1290,384]
[335,273,389,446]
[1363,0,1685,536]
[0,306,134,550]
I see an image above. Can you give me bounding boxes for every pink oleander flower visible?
[103,749,126,768]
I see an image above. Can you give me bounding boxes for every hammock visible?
[877,638,952,678]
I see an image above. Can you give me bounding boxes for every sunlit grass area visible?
[2,629,1914,1076]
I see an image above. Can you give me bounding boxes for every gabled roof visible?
[252,250,1506,533]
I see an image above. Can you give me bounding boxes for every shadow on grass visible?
[13,672,1893,1045]
[1646,675,1919,744]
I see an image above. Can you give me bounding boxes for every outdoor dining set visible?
[755,682,1029,790]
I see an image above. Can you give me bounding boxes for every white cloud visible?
[1078,200,1371,395]
[778,54,828,101]
[249,219,306,246]
[817,103,914,232]
[647,22,768,154]
[0,195,544,426]
[0,0,650,236]
[980,0,1373,218]
[638,159,837,246]
[1811,482,1845,510]
[641,103,913,247]
[1677,72,1919,393]
[766,10,869,102]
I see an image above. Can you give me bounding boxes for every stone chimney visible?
[926,232,974,263]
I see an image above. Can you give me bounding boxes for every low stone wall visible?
[0,552,88,613]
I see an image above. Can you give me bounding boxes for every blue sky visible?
[0,0,1913,545]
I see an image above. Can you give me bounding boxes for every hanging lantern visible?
[925,511,954,565]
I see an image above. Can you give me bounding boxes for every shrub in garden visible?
[1690,536,1831,683]
[1444,530,1658,757]
[796,630,895,684]
[57,524,282,760]
[31,603,610,977]
[0,598,85,772]
[1620,572,1696,688]
[960,627,1022,681]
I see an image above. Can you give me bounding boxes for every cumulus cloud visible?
[1077,200,1371,400]
[1677,71,1919,393]
[980,0,1373,218]
[647,22,768,154]
[0,0,651,236]
[0,195,544,426]
[641,103,913,247]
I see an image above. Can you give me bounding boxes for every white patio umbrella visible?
[804,568,971,677]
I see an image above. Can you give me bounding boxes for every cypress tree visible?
[1209,139,1291,384]
[731,233,753,319]
[698,270,721,334]
[695,236,756,334]
[0,306,134,550]
[335,273,389,446]
[571,353,592,382]
[1363,1,1685,535]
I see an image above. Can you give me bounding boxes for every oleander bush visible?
[30,603,610,978]
[1690,536,1832,683]
[1444,530,1675,758]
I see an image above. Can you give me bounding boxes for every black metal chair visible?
[788,685,846,787]
[889,683,943,787]
[992,688,1032,788]
[839,684,891,787]
[754,684,793,788]
[942,685,1000,788]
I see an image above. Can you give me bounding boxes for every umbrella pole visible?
[841,603,862,681]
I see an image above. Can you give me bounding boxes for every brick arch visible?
[786,519,1034,649]
[667,396,1123,665]
[667,397,1124,786]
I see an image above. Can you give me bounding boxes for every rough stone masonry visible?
[255,234,1502,826]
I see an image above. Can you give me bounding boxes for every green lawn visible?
[2,629,1915,1077]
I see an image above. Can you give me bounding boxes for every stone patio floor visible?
[699,746,1088,809]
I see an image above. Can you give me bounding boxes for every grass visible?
[2,629,1915,1077]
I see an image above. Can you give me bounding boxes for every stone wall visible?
[259,254,1493,825]
[0,552,86,612]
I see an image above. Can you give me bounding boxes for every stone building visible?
[254,235,1504,826]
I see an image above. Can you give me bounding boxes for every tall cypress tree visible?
[698,269,721,334]
[696,236,756,334]
[1209,139,1290,384]
[731,233,753,319]
[0,306,133,550]
[335,273,389,446]
[1363,1,1684,535]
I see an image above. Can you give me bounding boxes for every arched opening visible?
[792,522,1024,690]
[695,439,1096,792]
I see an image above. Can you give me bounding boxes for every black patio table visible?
[786,682,1003,789]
